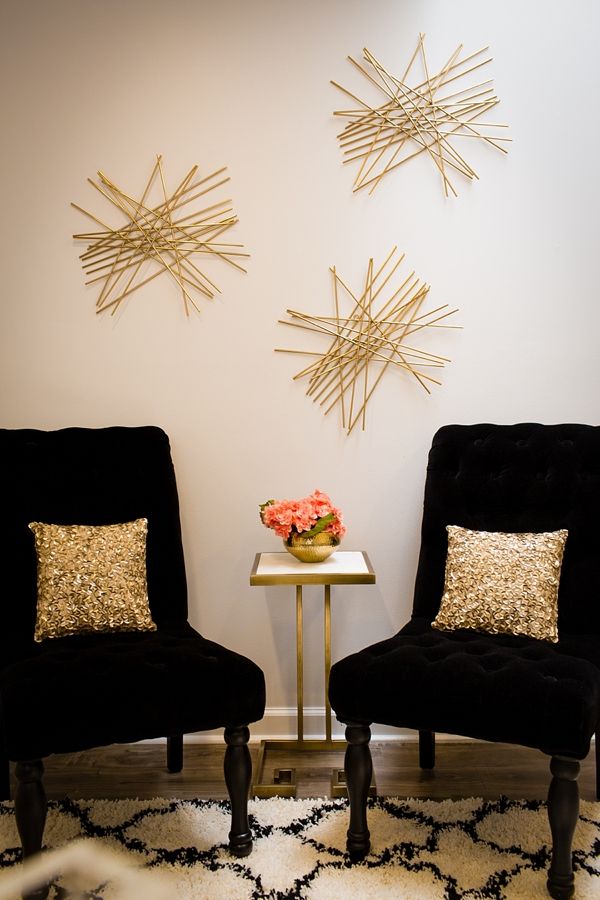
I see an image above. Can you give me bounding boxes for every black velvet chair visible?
[329,423,600,900]
[0,426,265,892]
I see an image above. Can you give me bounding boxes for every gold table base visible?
[252,738,346,798]
[251,582,343,797]
[249,553,376,798]
[252,739,378,798]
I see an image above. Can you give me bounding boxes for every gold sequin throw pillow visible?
[431,525,568,643]
[29,518,156,642]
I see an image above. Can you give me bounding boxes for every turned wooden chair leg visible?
[224,725,252,858]
[419,729,435,769]
[15,759,49,900]
[344,722,372,862]
[547,755,580,900]
[167,734,184,773]
[0,755,10,801]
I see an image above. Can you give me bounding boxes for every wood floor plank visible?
[6,740,596,802]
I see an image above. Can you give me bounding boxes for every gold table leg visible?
[252,582,349,797]
[324,584,332,743]
[296,585,303,743]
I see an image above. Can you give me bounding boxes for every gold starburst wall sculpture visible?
[276,248,460,435]
[332,34,510,197]
[72,155,249,316]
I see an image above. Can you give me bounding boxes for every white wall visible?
[1,0,598,736]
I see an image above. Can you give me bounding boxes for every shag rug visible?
[0,795,599,899]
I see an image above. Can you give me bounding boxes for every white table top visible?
[250,550,375,585]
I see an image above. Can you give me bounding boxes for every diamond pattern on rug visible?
[419,826,524,892]
[0,795,598,899]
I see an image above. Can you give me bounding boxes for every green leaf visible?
[302,512,334,538]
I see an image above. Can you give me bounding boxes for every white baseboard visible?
[143,708,478,744]
[141,709,598,746]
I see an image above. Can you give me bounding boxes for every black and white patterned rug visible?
[0,795,599,898]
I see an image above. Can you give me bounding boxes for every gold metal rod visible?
[73,157,248,316]
[348,257,372,425]
[86,248,214,299]
[298,260,378,394]
[342,100,471,189]
[344,58,409,189]
[96,167,230,222]
[362,258,374,427]
[365,44,492,99]
[324,584,332,743]
[318,328,443,408]
[365,130,409,194]
[399,84,507,156]
[312,287,443,411]
[375,76,459,195]
[296,585,304,744]
[361,43,458,115]
[342,132,475,182]
[332,266,346,429]
[339,123,405,152]
[278,245,460,430]
[361,127,407,193]
[436,129,510,139]
[336,107,396,140]
[78,225,242,267]
[316,337,411,408]
[90,219,245,304]
[306,334,362,399]
[345,295,443,432]
[274,348,328,357]
[95,244,207,312]
[354,116,392,190]
[354,103,501,192]
[333,38,507,196]
[434,81,495,106]
[91,170,202,310]
[420,33,448,197]
[330,246,403,311]
[296,344,359,384]
[315,336,441,414]
[81,178,231,261]
[94,163,160,310]
[286,310,426,376]
[304,275,429,401]
[400,34,423,81]
[337,102,395,130]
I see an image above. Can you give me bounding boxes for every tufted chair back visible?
[0,426,266,866]
[0,426,189,641]
[411,423,600,635]
[330,423,600,897]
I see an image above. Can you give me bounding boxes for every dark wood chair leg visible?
[547,755,580,900]
[167,734,184,773]
[0,755,10,801]
[224,725,252,858]
[419,729,435,769]
[344,722,372,862]
[15,759,49,900]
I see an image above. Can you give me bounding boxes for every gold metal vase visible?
[284,532,340,563]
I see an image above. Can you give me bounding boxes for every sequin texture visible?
[432,526,568,643]
[29,518,156,642]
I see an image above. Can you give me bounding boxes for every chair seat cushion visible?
[329,617,600,759]
[0,622,266,760]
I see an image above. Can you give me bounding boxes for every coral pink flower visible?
[259,490,346,541]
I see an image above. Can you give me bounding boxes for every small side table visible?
[249,549,375,797]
